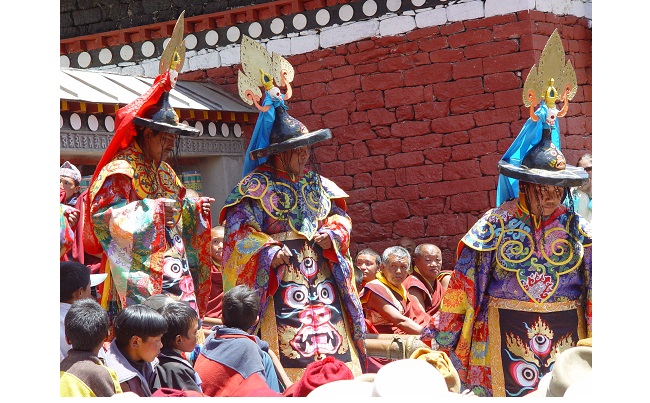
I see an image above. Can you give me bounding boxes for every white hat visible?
[308,359,460,398]
[90,273,107,287]
[60,161,81,183]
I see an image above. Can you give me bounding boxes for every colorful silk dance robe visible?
[421,199,592,397]
[219,164,366,382]
[87,143,211,318]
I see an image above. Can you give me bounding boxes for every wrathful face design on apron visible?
[161,226,197,312]
[273,239,352,368]
[497,308,579,397]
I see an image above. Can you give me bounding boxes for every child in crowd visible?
[194,285,282,397]
[104,304,167,396]
[60,261,106,361]
[60,299,122,397]
[153,300,203,393]
[355,248,381,290]
[203,225,225,332]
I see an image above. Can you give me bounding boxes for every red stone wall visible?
[181,10,592,270]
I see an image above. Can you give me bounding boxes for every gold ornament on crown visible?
[522,29,578,122]
[159,11,187,75]
[237,35,295,112]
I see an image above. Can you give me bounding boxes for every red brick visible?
[300,115,323,131]
[314,145,338,163]
[345,155,386,175]
[484,72,521,92]
[443,160,482,181]
[386,151,425,169]
[352,142,370,158]
[440,21,465,36]
[452,59,484,80]
[474,106,520,127]
[375,35,407,47]
[396,106,414,122]
[295,68,333,85]
[353,172,372,188]
[418,36,448,52]
[430,114,476,134]
[311,92,356,114]
[367,108,396,126]
[288,100,313,117]
[358,91,386,111]
[332,65,356,79]
[347,202,372,223]
[386,185,420,201]
[406,26,440,41]
[350,221,392,243]
[469,123,512,143]
[404,64,453,86]
[394,40,420,54]
[367,138,401,155]
[346,187,377,203]
[371,199,410,224]
[565,115,587,135]
[375,127,392,139]
[385,86,425,108]
[408,197,445,217]
[328,75,361,94]
[493,20,535,40]
[451,142,497,161]
[414,101,450,120]
[448,29,493,48]
[335,122,376,143]
[378,53,431,73]
[494,88,523,108]
[355,63,378,75]
[465,13,516,29]
[371,169,397,187]
[483,50,537,75]
[429,48,464,63]
[298,83,327,101]
[323,55,347,68]
[420,176,495,198]
[393,217,426,237]
[338,144,354,161]
[390,120,432,138]
[319,161,345,177]
[397,165,444,186]
[433,77,484,100]
[442,131,469,147]
[329,175,353,191]
[346,47,391,65]
[479,153,502,176]
[296,60,325,73]
[356,39,375,52]
[361,73,404,91]
[425,213,468,237]
[450,94,495,115]
[403,133,443,152]
[350,111,369,124]
[450,191,491,213]
[322,109,349,128]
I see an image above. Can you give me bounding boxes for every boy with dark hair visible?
[153,301,203,393]
[60,261,106,361]
[60,299,122,397]
[104,304,167,396]
[194,285,282,397]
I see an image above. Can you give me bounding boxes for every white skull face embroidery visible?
[269,86,282,100]
[546,107,558,126]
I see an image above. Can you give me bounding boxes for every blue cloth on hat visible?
[495,103,561,206]
[242,92,287,177]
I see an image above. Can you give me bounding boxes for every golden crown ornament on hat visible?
[238,35,331,177]
[496,29,588,205]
